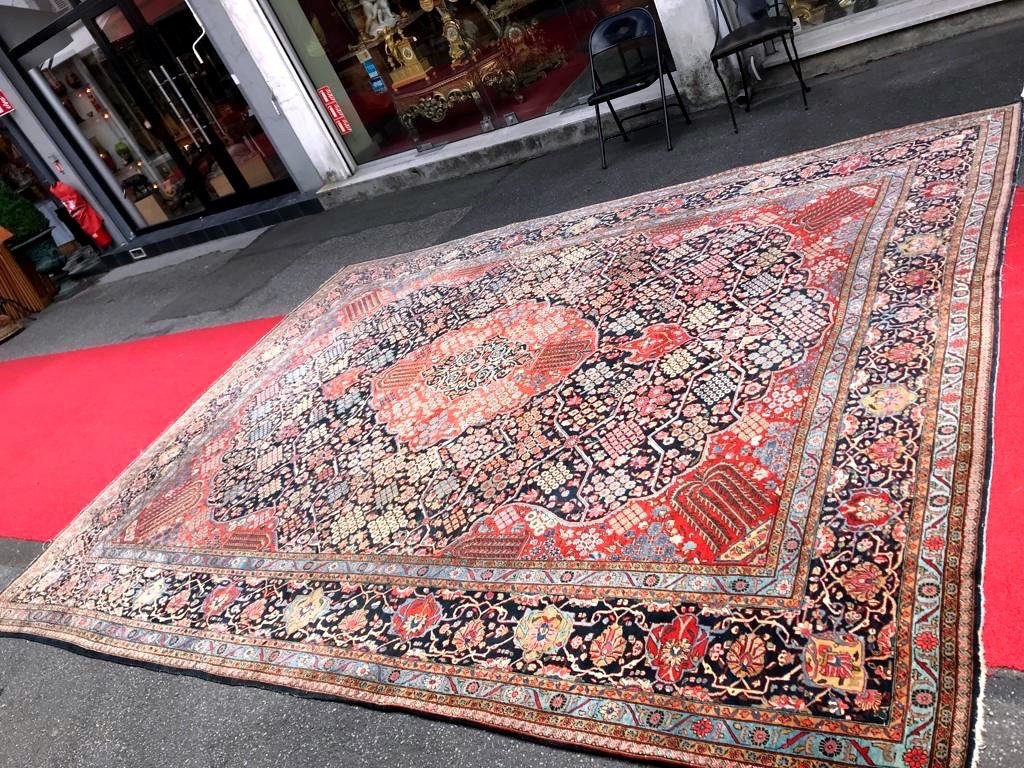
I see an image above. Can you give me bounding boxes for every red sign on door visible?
[0,89,14,117]
[316,86,352,136]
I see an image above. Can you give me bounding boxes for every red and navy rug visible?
[1,106,1018,768]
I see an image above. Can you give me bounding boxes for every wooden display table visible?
[0,226,55,321]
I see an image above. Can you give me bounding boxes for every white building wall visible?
[656,0,722,105]
[200,0,355,187]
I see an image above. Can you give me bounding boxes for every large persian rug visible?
[1,106,1018,768]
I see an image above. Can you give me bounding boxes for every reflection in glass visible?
[112,0,290,192]
[16,1,291,229]
[0,5,71,51]
[0,125,48,203]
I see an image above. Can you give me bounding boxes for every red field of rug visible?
[985,187,1024,671]
[0,318,279,542]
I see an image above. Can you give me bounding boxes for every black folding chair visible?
[710,0,810,133]
[587,8,691,170]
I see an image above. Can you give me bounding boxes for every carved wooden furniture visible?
[0,226,55,321]
[392,51,518,139]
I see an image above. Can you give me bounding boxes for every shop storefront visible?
[259,0,1012,167]
[788,0,1002,31]
[775,0,1008,60]
[0,116,79,249]
[789,0,887,29]
[0,0,1012,248]
[2,0,300,232]
[0,120,49,208]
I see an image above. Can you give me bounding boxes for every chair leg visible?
[712,59,738,134]
[789,33,810,93]
[780,34,809,109]
[658,73,672,152]
[607,102,629,141]
[736,52,751,112]
[667,73,691,125]
[782,34,806,108]
[595,104,607,170]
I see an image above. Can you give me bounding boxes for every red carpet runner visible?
[986,187,1024,671]
[0,318,279,542]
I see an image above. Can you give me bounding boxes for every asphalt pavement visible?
[1,17,1023,768]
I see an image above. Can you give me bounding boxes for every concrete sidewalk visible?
[1,17,1023,768]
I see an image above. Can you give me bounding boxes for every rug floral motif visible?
[1,106,1018,768]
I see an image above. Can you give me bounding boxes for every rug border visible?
[1,104,1020,768]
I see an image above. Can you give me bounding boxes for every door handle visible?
[148,68,199,146]
[160,64,212,144]
[175,56,227,141]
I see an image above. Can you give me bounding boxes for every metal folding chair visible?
[710,0,810,133]
[587,8,691,169]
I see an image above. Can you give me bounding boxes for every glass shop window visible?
[269,0,649,163]
[786,0,887,30]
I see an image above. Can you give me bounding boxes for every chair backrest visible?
[712,0,790,36]
[588,8,664,88]
[589,8,658,56]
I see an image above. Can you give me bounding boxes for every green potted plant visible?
[0,180,63,274]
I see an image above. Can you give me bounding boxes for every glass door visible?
[117,0,290,193]
[97,4,250,215]
[22,18,206,226]
[16,0,292,229]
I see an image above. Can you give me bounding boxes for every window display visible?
[28,21,207,226]
[787,0,882,29]
[0,125,47,205]
[271,0,646,162]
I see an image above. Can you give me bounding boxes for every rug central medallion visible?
[370,300,598,448]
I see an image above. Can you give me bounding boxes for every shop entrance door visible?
[14,0,292,229]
